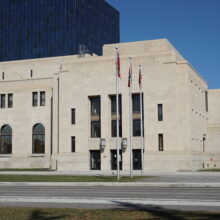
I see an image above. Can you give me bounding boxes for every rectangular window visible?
[90,96,101,138]
[205,91,208,112]
[90,96,100,114]
[91,121,101,138]
[133,119,141,136]
[110,95,121,114]
[158,104,163,121]
[71,136,75,152]
[110,95,122,137]
[40,91,45,106]
[132,94,140,112]
[71,109,75,124]
[90,150,101,170]
[0,94,6,108]
[132,94,144,137]
[32,92,38,106]
[111,120,122,137]
[158,134,164,151]
[8,94,13,108]
[111,150,122,170]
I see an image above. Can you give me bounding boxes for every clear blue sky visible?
[107,0,220,89]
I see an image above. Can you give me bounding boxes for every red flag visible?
[128,63,132,87]
[116,51,121,79]
[139,67,142,88]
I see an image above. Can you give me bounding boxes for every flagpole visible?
[139,64,144,176]
[115,45,120,181]
[129,56,133,178]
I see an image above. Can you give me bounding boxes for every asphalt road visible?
[0,185,220,211]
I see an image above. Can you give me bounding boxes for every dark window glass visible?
[0,125,12,154]
[0,94,6,108]
[71,136,75,152]
[158,104,163,121]
[30,70,33,78]
[8,94,13,108]
[111,120,122,137]
[90,96,100,114]
[91,121,101,138]
[133,149,142,170]
[2,72,4,80]
[32,123,45,154]
[110,95,121,114]
[133,119,141,136]
[32,92,38,106]
[71,109,75,124]
[90,150,101,170]
[132,94,140,112]
[111,150,122,170]
[205,91,208,112]
[158,134,163,151]
[40,91,45,106]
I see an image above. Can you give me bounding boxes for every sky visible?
[107,0,220,89]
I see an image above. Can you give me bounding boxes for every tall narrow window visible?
[132,94,144,136]
[205,91,208,112]
[158,134,164,151]
[8,94,13,108]
[0,125,12,154]
[158,104,163,121]
[30,70,33,78]
[32,92,38,106]
[2,72,4,80]
[133,149,142,170]
[0,94,6,108]
[40,91,45,106]
[110,95,122,137]
[32,123,45,154]
[71,136,75,152]
[90,96,101,138]
[203,137,206,152]
[71,109,75,124]
[90,150,101,170]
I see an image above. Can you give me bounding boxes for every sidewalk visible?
[0,171,219,187]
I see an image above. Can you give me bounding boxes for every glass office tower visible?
[0,0,119,62]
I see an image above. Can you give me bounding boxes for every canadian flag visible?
[139,67,142,88]
[116,51,121,79]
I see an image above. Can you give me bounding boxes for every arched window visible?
[32,123,45,154]
[0,125,12,154]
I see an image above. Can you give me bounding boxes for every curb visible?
[0,182,220,187]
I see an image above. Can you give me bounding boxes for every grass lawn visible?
[0,207,220,220]
[0,168,54,172]
[199,169,220,172]
[0,175,151,182]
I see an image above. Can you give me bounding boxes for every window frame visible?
[158,133,164,151]
[40,91,46,106]
[158,104,163,121]
[32,92,38,107]
[8,94,13,108]
[32,123,45,154]
[71,136,75,152]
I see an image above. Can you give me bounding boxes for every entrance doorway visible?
[133,149,142,170]
[111,150,122,170]
[90,150,101,170]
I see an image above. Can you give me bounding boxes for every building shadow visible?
[113,201,220,220]
[28,209,67,220]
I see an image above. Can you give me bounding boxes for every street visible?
[0,185,220,211]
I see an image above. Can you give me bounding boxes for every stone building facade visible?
[0,39,219,172]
